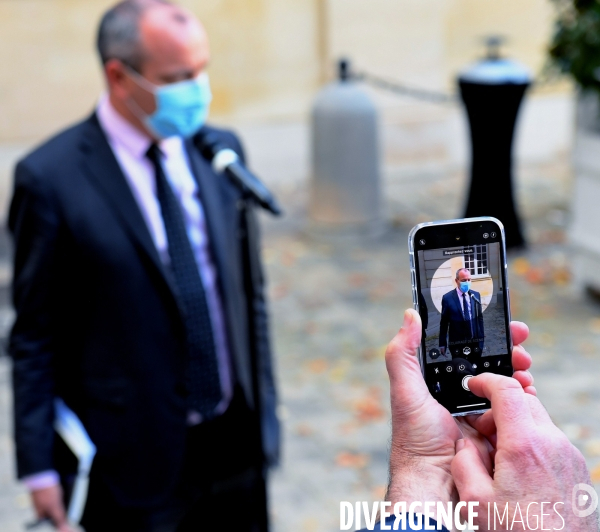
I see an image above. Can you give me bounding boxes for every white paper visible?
[54,398,96,524]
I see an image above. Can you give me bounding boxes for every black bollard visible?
[459,39,530,249]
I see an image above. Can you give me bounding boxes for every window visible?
[464,245,488,277]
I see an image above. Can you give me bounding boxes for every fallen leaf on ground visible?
[339,421,359,434]
[526,267,545,285]
[348,272,368,288]
[295,423,315,437]
[361,347,378,361]
[15,493,29,509]
[262,248,277,264]
[512,258,530,276]
[552,266,571,285]
[585,440,600,457]
[579,341,597,356]
[532,304,557,319]
[330,360,350,382]
[536,333,556,348]
[589,318,600,335]
[539,229,566,244]
[373,485,387,500]
[302,518,318,532]
[306,359,328,374]
[354,390,385,422]
[304,321,318,335]
[575,392,591,405]
[271,283,289,300]
[590,463,600,483]
[369,281,396,301]
[336,451,369,468]
[281,250,296,267]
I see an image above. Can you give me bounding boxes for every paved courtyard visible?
[0,146,598,531]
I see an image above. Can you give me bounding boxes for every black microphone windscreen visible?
[194,130,227,161]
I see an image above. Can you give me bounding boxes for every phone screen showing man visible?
[412,220,513,415]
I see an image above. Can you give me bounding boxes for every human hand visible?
[459,320,535,461]
[385,309,460,506]
[385,310,535,507]
[505,321,535,396]
[30,485,74,532]
[440,346,446,356]
[452,373,598,531]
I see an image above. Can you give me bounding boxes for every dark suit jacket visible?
[8,114,280,506]
[438,289,484,350]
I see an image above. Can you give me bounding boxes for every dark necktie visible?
[146,144,221,418]
[462,292,472,336]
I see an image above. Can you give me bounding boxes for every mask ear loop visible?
[122,63,160,93]
[119,64,159,132]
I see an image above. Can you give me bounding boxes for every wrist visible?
[387,452,457,507]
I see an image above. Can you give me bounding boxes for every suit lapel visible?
[78,114,180,301]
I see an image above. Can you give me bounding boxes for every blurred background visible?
[1,1,599,531]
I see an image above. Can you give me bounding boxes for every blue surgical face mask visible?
[459,280,471,293]
[126,69,212,139]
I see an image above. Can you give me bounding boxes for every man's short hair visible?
[455,267,470,279]
[96,0,172,71]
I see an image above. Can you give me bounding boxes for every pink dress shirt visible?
[456,286,472,317]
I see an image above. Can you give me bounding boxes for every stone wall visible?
[0,0,574,220]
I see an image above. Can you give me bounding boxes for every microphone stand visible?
[194,131,275,488]
[469,290,483,348]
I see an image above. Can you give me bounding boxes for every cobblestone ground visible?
[265,159,600,531]
[1,155,599,531]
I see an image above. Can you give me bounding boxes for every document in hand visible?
[54,398,97,524]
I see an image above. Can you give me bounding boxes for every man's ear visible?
[105,59,131,100]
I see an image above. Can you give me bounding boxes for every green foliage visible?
[549,0,600,93]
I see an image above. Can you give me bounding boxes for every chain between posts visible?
[352,69,563,105]
[353,71,457,104]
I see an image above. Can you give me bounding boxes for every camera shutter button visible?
[462,375,473,391]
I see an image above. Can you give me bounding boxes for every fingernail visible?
[402,309,413,328]
[455,438,465,452]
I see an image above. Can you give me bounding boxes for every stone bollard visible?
[309,60,381,237]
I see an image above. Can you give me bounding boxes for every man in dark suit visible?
[9,1,278,530]
[438,268,484,358]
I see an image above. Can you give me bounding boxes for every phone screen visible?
[409,218,513,415]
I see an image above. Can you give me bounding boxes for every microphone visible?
[194,131,283,216]
[469,290,481,305]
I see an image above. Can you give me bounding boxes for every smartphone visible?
[408,217,513,416]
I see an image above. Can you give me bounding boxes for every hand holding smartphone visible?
[409,217,513,416]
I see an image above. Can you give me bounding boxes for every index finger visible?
[467,372,534,442]
[510,321,529,346]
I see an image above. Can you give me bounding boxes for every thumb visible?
[385,308,422,384]
[452,438,493,504]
